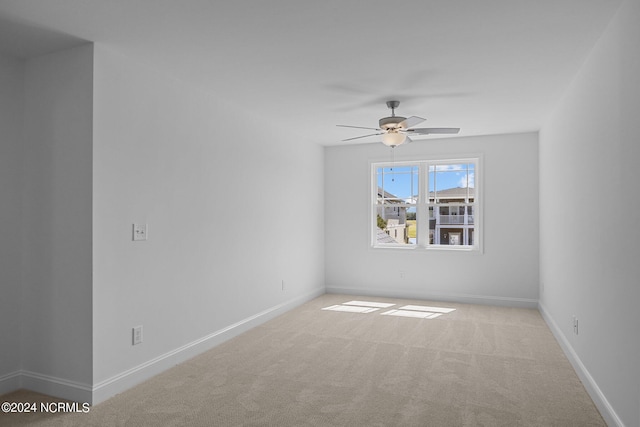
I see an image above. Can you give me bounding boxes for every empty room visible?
[0,0,638,426]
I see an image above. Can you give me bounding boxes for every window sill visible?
[372,244,481,253]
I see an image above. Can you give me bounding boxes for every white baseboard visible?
[0,370,91,403]
[91,287,325,404]
[326,286,538,309]
[538,302,624,427]
[1,287,325,405]
[20,371,92,403]
[0,371,21,395]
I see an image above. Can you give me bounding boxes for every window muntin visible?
[376,165,418,203]
[372,159,479,250]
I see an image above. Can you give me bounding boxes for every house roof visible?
[376,228,397,244]
[377,187,404,202]
[429,187,475,199]
[379,186,474,202]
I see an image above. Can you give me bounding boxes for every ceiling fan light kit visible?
[337,100,460,148]
[381,132,407,147]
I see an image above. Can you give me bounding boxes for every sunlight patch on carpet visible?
[399,305,456,314]
[322,305,379,313]
[321,300,456,319]
[381,309,443,319]
[342,300,396,308]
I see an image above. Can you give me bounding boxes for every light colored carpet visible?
[0,294,604,426]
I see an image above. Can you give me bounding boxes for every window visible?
[372,158,480,251]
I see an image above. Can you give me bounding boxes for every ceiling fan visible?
[337,100,460,147]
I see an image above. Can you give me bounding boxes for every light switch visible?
[133,223,148,241]
[132,325,143,345]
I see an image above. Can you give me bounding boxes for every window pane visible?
[375,205,416,246]
[429,163,475,204]
[438,206,465,224]
[431,204,474,245]
[377,166,418,204]
[406,206,417,244]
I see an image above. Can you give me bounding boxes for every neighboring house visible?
[376,187,409,244]
[377,186,475,245]
[429,187,475,245]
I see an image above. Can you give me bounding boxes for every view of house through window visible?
[373,159,479,250]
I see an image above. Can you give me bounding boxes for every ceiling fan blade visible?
[407,127,460,135]
[342,133,383,142]
[399,116,426,129]
[336,124,380,131]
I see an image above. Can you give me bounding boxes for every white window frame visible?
[371,156,483,252]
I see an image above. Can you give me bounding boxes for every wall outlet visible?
[133,223,148,241]
[281,279,285,291]
[572,316,579,335]
[132,325,143,345]
[399,271,405,279]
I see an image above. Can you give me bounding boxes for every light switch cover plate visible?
[133,223,148,241]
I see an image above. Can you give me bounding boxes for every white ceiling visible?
[0,0,622,146]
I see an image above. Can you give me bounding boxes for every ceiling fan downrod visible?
[380,100,405,130]
[386,100,400,116]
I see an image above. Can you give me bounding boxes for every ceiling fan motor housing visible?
[379,116,407,130]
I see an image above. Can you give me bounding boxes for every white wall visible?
[539,0,640,425]
[0,41,324,404]
[20,44,94,396]
[91,46,325,400]
[0,53,24,391]
[325,132,539,306]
